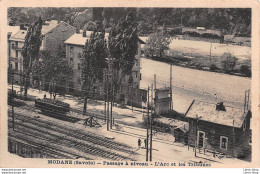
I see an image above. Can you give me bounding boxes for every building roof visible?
[7,26,20,38]
[154,117,189,132]
[41,20,59,35]
[9,30,27,42]
[64,31,106,46]
[185,100,248,128]
[8,20,71,42]
[65,30,145,46]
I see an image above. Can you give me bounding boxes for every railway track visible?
[8,110,135,160]
[8,133,87,159]
[8,107,132,152]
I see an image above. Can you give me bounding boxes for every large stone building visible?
[64,30,145,105]
[8,20,76,86]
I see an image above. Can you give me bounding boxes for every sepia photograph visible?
[1,0,259,170]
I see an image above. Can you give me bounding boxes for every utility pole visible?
[106,72,109,131]
[131,82,134,112]
[104,69,107,122]
[12,69,14,131]
[146,86,150,161]
[170,64,173,110]
[151,84,153,115]
[154,74,156,115]
[195,114,198,157]
[232,119,235,157]
[150,96,153,161]
[110,83,113,129]
[210,42,212,63]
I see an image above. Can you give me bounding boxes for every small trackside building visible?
[185,100,251,158]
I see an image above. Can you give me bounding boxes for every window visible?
[70,58,73,64]
[135,59,139,66]
[78,53,82,58]
[78,63,80,70]
[70,47,74,53]
[15,62,18,70]
[140,73,142,80]
[243,119,247,130]
[15,41,18,46]
[135,72,138,78]
[197,131,205,148]
[220,136,228,150]
[15,50,19,58]
[69,82,74,93]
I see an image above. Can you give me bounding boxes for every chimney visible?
[82,30,86,37]
[216,102,226,111]
[20,24,25,30]
[76,28,80,34]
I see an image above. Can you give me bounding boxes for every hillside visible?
[8,7,251,37]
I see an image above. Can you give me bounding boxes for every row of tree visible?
[20,10,138,113]
[8,7,251,37]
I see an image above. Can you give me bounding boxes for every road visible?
[140,57,251,113]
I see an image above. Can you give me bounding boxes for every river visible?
[140,57,251,114]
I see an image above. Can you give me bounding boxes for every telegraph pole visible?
[131,82,134,112]
[146,86,150,161]
[110,83,113,129]
[12,70,14,131]
[232,120,235,157]
[170,64,173,110]
[195,114,198,157]
[106,71,110,131]
[154,74,156,115]
[150,97,153,161]
[104,69,107,122]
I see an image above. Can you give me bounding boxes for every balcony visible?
[9,57,19,62]
[11,45,22,50]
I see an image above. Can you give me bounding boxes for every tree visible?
[240,65,251,77]
[21,17,42,97]
[81,30,107,113]
[219,52,238,73]
[144,30,172,59]
[32,48,72,99]
[83,21,96,31]
[107,10,139,98]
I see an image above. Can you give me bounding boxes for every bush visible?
[209,64,218,71]
[220,52,238,73]
[240,65,251,77]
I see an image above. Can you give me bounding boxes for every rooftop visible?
[185,100,249,128]
[64,30,109,46]
[65,30,145,46]
[154,117,189,132]
[41,20,59,35]
[9,30,27,42]
[7,26,20,38]
[8,20,63,42]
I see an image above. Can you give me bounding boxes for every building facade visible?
[64,30,145,105]
[185,100,251,158]
[8,20,76,87]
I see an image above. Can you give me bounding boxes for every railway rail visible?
[8,109,135,160]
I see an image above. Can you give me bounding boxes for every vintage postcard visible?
[0,0,259,169]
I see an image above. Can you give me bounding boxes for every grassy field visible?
[141,37,252,77]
